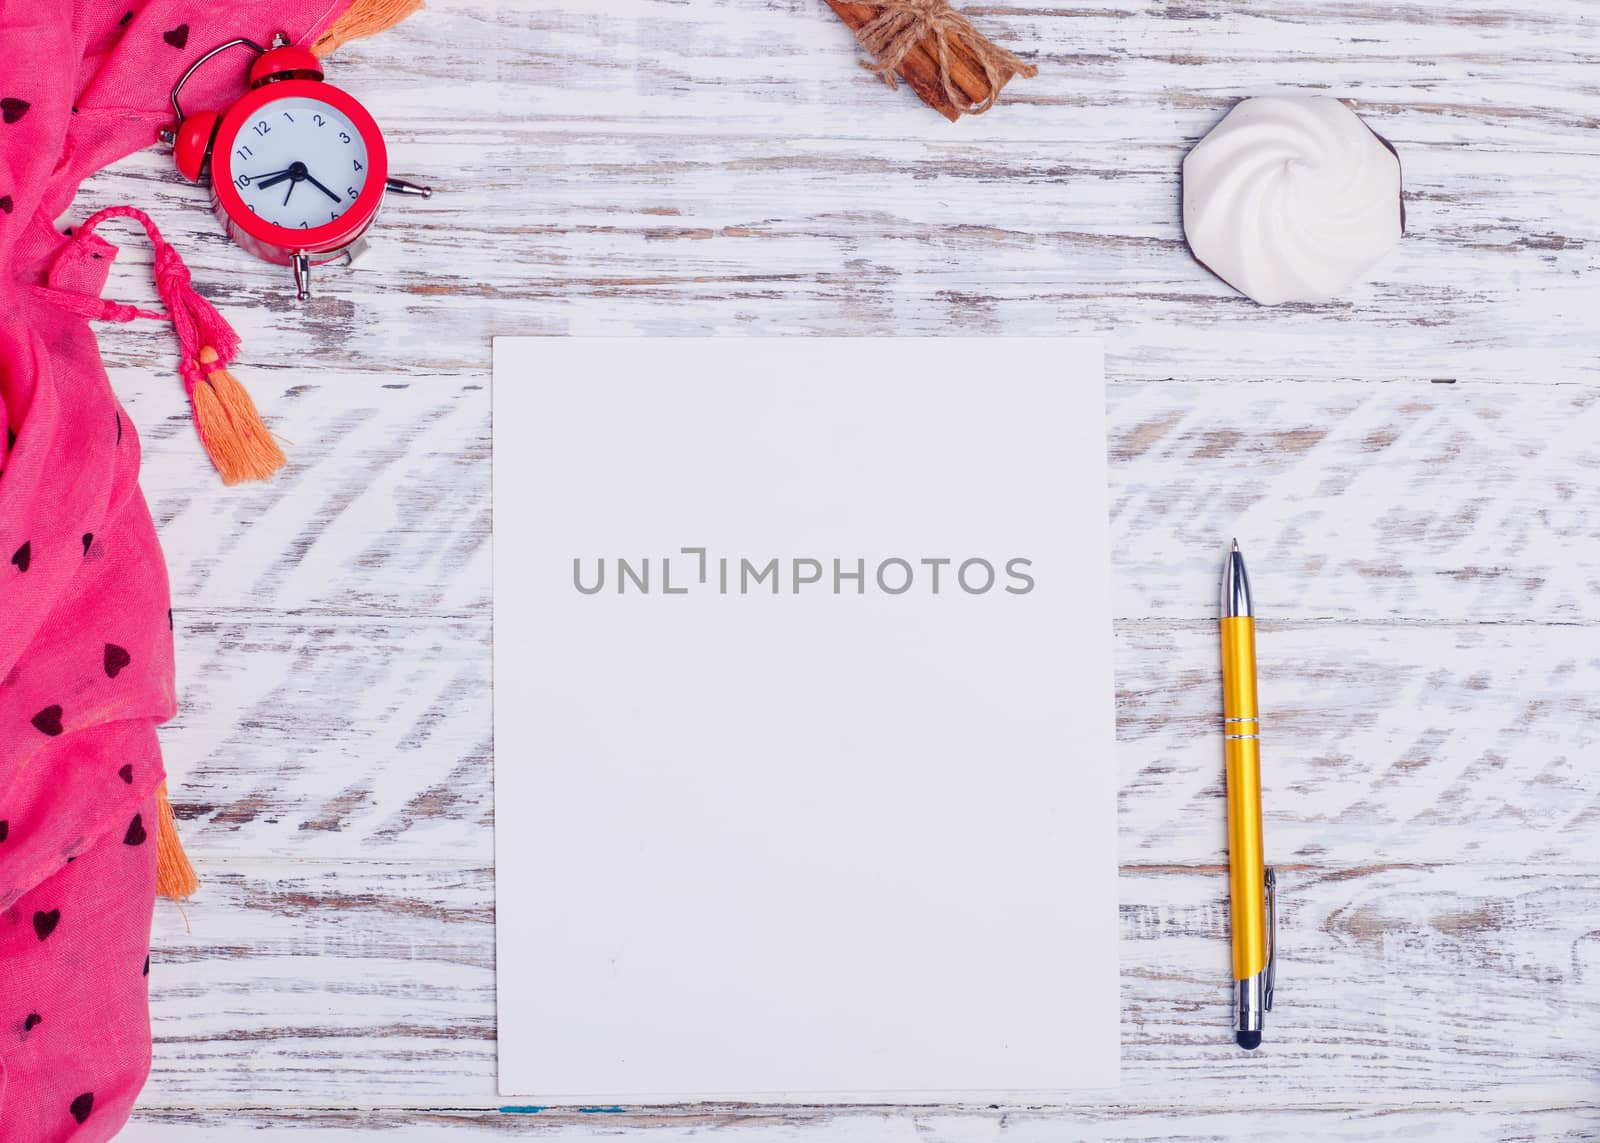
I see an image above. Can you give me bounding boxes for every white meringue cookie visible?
[1182,96,1403,305]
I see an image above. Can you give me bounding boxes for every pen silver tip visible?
[1221,543,1253,618]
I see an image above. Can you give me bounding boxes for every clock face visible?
[218,95,373,232]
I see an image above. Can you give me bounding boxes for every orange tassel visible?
[155,782,200,901]
[312,0,425,56]
[193,346,287,484]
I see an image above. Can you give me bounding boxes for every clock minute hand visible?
[303,171,342,204]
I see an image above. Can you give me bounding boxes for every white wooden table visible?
[70,0,1600,1136]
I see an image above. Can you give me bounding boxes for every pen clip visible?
[1263,867,1277,1012]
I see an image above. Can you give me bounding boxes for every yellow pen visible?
[1221,540,1276,1050]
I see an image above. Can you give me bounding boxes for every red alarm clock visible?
[164,35,431,299]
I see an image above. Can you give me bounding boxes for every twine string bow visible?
[852,0,1038,116]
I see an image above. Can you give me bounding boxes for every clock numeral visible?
[236,144,253,160]
[353,158,364,172]
[331,210,340,221]
[235,173,252,189]
[313,113,325,127]
[281,110,295,123]
[252,119,271,137]
[339,130,351,143]
[347,185,359,199]
[299,221,310,228]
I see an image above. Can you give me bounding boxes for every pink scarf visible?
[1,1,414,1137]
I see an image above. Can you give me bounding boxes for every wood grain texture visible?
[156,618,1600,866]
[119,1105,1600,1143]
[38,0,1600,1135]
[137,862,1600,1106]
[101,374,1600,623]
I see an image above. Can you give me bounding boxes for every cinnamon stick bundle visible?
[826,0,1038,122]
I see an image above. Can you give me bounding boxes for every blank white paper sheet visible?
[493,338,1120,1102]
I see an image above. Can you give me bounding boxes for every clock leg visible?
[292,253,311,301]
[385,177,433,199]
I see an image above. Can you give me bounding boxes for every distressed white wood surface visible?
[120,1105,1600,1143]
[120,860,1600,1105]
[43,0,1599,1135]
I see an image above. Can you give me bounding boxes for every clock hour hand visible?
[303,171,342,204]
[251,168,294,190]
[260,161,311,198]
